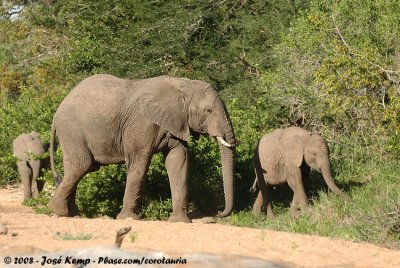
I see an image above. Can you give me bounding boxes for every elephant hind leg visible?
[17,161,33,201]
[252,191,263,213]
[252,184,274,218]
[252,158,274,217]
[68,187,80,216]
[48,150,94,217]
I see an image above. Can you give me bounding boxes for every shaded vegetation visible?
[0,0,399,248]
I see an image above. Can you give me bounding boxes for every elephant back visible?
[280,127,311,139]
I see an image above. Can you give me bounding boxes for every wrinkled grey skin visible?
[250,127,346,218]
[48,74,235,222]
[13,132,48,201]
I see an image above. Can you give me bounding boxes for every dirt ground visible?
[0,185,399,267]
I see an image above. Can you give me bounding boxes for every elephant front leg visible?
[17,161,33,201]
[117,156,151,220]
[164,144,191,223]
[287,166,309,218]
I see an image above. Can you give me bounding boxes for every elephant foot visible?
[23,193,33,202]
[116,209,141,220]
[252,206,262,214]
[266,212,275,218]
[48,196,70,217]
[252,207,275,218]
[32,189,40,199]
[22,197,32,203]
[266,204,275,218]
[168,212,191,223]
[301,206,311,213]
[290,208,300,219]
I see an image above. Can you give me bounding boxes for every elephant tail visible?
[249,174,258,193]
[50,117,62,186]
[249,142,262,193]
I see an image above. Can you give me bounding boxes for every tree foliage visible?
[261,0,400,149]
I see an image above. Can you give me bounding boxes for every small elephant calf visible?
[13,131,49,201]
[250,127,347,218]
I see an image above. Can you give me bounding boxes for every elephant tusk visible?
[217,136,233,147]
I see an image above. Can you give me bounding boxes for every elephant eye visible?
[205,108,212,114]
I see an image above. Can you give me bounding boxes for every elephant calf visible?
[13,131,49,201]
[250,127,347,218]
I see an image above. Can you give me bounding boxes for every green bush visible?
[141,198,172,221]
[76,165,126,218]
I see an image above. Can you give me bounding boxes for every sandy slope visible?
[0,185,399,267]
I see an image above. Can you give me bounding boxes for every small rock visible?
[199,217,217,224]
[0,224,8,235]
[11,232,18,237]
[101,215,112,219]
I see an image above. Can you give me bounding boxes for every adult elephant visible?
[48,74,235,223]
[13,132,49,201]
[250,127,346,218]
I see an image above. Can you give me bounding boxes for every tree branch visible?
[331,14,400,85]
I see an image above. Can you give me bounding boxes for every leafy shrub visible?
[76,165,126,218]
[140,198,172,221]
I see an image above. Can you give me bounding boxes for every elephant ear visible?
[282,135,304,167]
[138,85,190,141]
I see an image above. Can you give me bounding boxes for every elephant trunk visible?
[216,142,235,217]
[320,158,347,198]
[216,107,236,217]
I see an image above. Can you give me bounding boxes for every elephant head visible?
[303,134,345,197]
[284,131,345,197]
[138,77,235,216]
